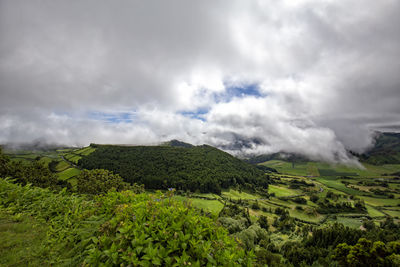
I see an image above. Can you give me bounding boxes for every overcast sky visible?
[1,0,399,163]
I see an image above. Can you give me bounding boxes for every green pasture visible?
[74,147,96,156]
[335,217,363,229]
[359,196,400,207]
[260,160,310,176]
[316,177,365,196]
[174,196,224,215]
[381,209,400,218]
[366,205,385,217]
[0,210,49,266]
[221,189,261,200]
[55,161,70,172]
[289,209,324,223]
[65,154,82,164]
[57,168,80,181]
[260,159,400,178]
[269,185,302,197]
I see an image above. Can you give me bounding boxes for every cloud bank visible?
[1,0,399,164]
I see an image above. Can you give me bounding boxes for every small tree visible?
[258,215,269,230]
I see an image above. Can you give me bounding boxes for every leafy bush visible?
[334,238,400,267]
[292,197,307,204]
[310,194,319,202]
[218,217,247,234]
[0,179,253,266]
[257,215,269,230]
[234,225,268,250]
[76,169,129,194]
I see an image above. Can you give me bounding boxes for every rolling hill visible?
[359,132,400,165]
[78,143,269,193]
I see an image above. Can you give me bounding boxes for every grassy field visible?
[366,204,386,217]
[260,159,400,178]
[268,185,302,197]
[359,196,400,207]
[0,210,49,266]
[381,209,400,218]
[335,217,363,229]
[316,177,366,196]
[221,189,261,200]
[260,160,310,176]
[64,154,82,164]
[57,168,81,181]
[174,196,224,215]
[55,160,70,172]
[74,147,96,156]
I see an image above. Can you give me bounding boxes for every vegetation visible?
[359,132,400,165]
[0,179,252,266]
[0,210,49,266]
[2,142,400,266]
[78,144,269,194]
[76,169,129,194]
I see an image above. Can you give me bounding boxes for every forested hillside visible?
[359,132,400,165]
[78,144,269,194]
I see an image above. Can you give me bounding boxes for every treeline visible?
[79,144,269,194]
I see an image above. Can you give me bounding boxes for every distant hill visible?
[245,132,400,166]
[163,139,193,148]
[78,144,269,193]
[359,132,400,165]
[245,152,311,165]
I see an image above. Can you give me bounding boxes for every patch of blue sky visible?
[214,83,263,103]
[88,111,136,123]
[179,108,208,122]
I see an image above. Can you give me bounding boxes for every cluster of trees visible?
[334,238,400,266]
[279,218,400,266]
[76,169,143,195]
[79,144,269,194]
[216,198,400,266]
[317,199,366,214]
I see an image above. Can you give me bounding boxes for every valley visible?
[1,140,400,266]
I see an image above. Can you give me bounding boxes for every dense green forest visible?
[78,144,269,194]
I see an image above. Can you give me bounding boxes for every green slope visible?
[78,144,269,193]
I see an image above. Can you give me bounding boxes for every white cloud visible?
[1,0,399,164]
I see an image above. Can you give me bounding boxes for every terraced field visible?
[5,147,91,188]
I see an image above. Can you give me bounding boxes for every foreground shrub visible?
[0,179,253,266]
[76,169,128,194]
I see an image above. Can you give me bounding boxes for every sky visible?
[0,0,399,163]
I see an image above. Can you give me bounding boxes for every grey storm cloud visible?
[1,0,400,164]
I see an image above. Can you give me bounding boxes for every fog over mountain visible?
[1,0,399,164]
